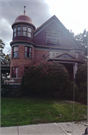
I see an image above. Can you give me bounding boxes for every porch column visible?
[50,51,53,58]
[73,63,78,79]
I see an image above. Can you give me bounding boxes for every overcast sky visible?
[0,0,88,54]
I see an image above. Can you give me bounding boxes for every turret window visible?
[13,26,32,38]
[13,46,19,58]
[17,26,21,36]
[13,27,16,37]
[22,26,27,36]
[28,27,32,37]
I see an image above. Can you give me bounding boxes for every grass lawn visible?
[1,97,87,127]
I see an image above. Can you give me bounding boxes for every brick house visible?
[10,13,86,83]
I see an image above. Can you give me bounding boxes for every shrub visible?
[76,64,87,86]
[65,81,79,100]
[75,63,87,104]
[78,92,87,104]
[21,61,70,97]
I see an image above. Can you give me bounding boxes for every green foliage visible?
[75,63,87,104]
[65,81,79,100]
[78,92,87,104]
[76,64,87,86]
[21,61,70,97]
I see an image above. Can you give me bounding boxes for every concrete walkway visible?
[0,121,88,135]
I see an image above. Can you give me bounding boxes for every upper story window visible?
[22,26,27,36]
[46,33,61,44]
[13,46,19,58]
[17,26,21,36]
[13,25,32,38]
[13,27,16,37]
[28,27,32,37]
[25,46,32,58]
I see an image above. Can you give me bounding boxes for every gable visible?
[34,15,79,49]
[56,53,75,59]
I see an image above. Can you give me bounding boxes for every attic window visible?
[46,34,61,44]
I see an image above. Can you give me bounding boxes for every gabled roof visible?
[56,53,75,59]
[34,15,85,50]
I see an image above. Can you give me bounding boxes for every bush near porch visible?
[21,61,79,100]
[75,63,87,104]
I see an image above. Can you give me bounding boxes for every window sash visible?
[17,26,21,31]
[13,47,18,52]
[17,31,21,36]
[22,31,27,36]
[13,47,18,58]
[28,32,31,37]
[13,52,19,58]
[22,26,27,31]
[47,34,60,44]
[14,32,16,37]
[28,27,31,32]
[25,47,31,58]
[13,28,16,32]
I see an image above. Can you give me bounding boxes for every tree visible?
[0,39,10,65]
[75,29,88,55]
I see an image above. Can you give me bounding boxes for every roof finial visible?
[24,6,26,15]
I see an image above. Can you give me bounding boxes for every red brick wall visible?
[10,45,35,78]
[35,49,49,64]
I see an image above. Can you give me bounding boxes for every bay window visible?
[13,25,32,38]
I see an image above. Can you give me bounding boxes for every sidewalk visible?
[1,121,88,135]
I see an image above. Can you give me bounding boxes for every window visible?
[17,26,21,36]
[13,27,16,37]
[47,35,51,43]
[46,34,61,44]
[22,26,27,36]
[13,46,18,58]
[13,26,32,38]
[25,46,32,58]
[52,35,57,44]
[12,67,18,77]
[28,27,32,37]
